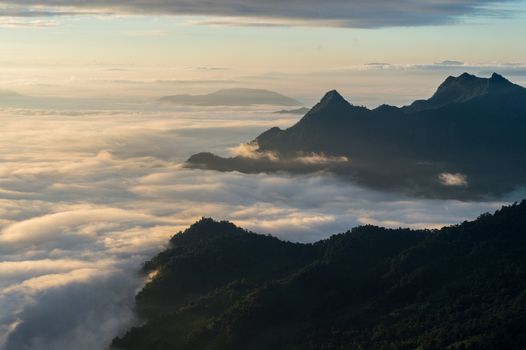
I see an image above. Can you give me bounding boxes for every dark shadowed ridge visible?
[112,201,526,350]
[315,89,351,109]
[185,73,526,199]
[297,89,362,124]
[405,72,525,112]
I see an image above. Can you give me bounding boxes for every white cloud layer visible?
[0,102,523,349]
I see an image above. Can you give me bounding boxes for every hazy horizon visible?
[1,1,526,108]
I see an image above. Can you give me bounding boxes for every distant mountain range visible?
[112,201,526,350]
[160,88,301,106]
[186,73,526,199]
[0,89,21,98]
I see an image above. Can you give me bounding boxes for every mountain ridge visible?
[186,72,526,199]
[404,72,524,112]
[112,200,526,350]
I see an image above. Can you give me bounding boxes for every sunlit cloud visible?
[0,0,522,347]
[0,17,57,28]
[0,104,522,349]
[439,172,469,187]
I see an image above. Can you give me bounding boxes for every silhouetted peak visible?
[458,72,477,79]
[318,90,351,107]
[489,72,526,95]
[171,218,247,244]
[404,72,524,113]
[322,89,344,100]
[188,217,243,232]
[297,89,358,123]
[439,72,477,86]
[430,73,490,104]
[489,72,514,86]
[491,72,505,80]
[437,72,519,95]
[185,217,228,234]
[304,89,351,114]
[437,72,481,89]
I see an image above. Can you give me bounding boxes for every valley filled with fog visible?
[0,99,523,349]
[0,0,524,347]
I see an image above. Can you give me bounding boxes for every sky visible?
[0,1,525,349]
[0,0,525,106]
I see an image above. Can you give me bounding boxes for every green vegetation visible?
[113,201,526,350]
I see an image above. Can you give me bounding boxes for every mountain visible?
[160,88,301,106]
[186,73,526,199]
[0,89,21,98]
[405,72,526,112]
[112,201,526,350]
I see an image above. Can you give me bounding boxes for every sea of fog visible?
[0,101,523,350]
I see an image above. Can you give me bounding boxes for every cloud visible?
[0,208,172,246]
[121,29,169,37]
[3,268,107,294]
[0,259,94,279]
[439,172,469,187]
[2,271,141,350]
[0,105,300,350]
[229,142,279,161]
[0,17,57,28]
[294,153,349,166]
[0,0,519,28]
[0,104,523,349]
[228,142,350,165]
[318,61,526,75]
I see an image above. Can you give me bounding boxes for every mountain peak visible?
[291,89,356,125]
[311,90,353,112]
[170,218,247,244]
[437,72,482,91]
[323,89,343,99]
[489,72,514,85]
[407,72,520,113]
[491,72,506,80]
[302,89,354,118]
[319,90,349,105]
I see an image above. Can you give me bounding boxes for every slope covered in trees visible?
[113,201,526,350]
